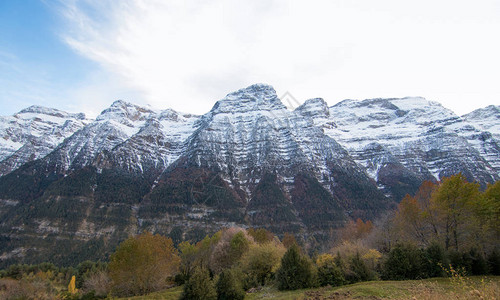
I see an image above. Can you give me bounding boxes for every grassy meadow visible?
[118,276,499,300]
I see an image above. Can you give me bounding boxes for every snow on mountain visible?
[0,88,498,196]
[0,106,89,176]
[462,105,500,139]
[42,100,200,175]
[305,97,498,189]
[184,84,365,198]
[99,108,199,175]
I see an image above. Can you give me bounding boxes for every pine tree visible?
[216,269,245,300]
[276,244,316,290]
[180,267,217,300]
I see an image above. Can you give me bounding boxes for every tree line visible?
[0,174,498,299]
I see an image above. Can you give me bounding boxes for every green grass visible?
[115,286,183,300]
[118,277,500,300]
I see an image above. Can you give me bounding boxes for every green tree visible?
[346,252,374,283]
[276,244,317,290]
[316,254,345,287]
[108,232,180,296]
[382,243,425,280]
[216,269,245,300]
[180,267,216,300]
[423,242,448,278]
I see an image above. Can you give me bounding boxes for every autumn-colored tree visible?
[394,194,428,244]
[340,218,374,242]
[240,241,286,287]
[282,232,298,249]
[247,228,274,244]
[431,174,480,250]
[210,228,253,273]
[108,232,180,296]
[415,180,439,237]
[68,275,77,294]
[479,181,500,245]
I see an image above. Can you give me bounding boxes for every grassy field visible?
[117,276,499,299]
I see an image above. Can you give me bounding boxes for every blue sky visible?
[1,1,499,118]
[0,0,92,114]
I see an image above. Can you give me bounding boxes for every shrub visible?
[464,248,488,275]
[216,269,245,300]
[383,243,426,280]
[81,270,111,298]
[316,254,345,287]
[346,252,374,283]
[423,242,448,278]
[180,267,216,300]
[487,248,500,275]
[276,244,317,290]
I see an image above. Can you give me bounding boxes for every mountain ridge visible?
[0,84,498,267]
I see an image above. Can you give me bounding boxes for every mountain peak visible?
[209,83,286,114]
[97,100,154,122]
[16,105,86,120]
[295,98,329,118]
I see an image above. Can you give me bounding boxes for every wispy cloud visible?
[56,0,500,115]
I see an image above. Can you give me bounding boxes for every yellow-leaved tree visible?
[109,232,180,296]
[68,275,77,294]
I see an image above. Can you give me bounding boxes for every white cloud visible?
[58,0,500,115]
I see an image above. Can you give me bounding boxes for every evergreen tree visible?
[383,243,425,280]
[423,243,447,278]
[276,244,316,290]
[216,269,245,300]
[316,254,345,287]
[180,267,217,300]
[487,248,500,275]
[346,252,374,283]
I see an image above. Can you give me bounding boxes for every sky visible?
[0,0,499,118]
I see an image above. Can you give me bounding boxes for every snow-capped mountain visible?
[0,84,498,267]
[0,106,89,176]
[304,97,498,199]
[462,105,500,139]
[40,100,199,176]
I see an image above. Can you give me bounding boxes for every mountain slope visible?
[0,106,89,176]
[302,97,499,199]
[0,85,498,267]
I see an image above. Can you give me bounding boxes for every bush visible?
[316,254,345,287]
[180,267,217,300]
[276,244,317,290]
[346,252,374,283]
[464,248,489,275]
[108,232,180,296]
[487,248,500,275]
[81,270,111,298]
[240,241,285,288]
[383,243,426,280]
[423,243,448,278]
[216,269,245,300]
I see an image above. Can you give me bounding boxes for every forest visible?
[0,174,498,299]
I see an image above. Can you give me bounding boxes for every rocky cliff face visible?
[0,85,498,267]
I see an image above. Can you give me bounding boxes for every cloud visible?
[57,0,500,115]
